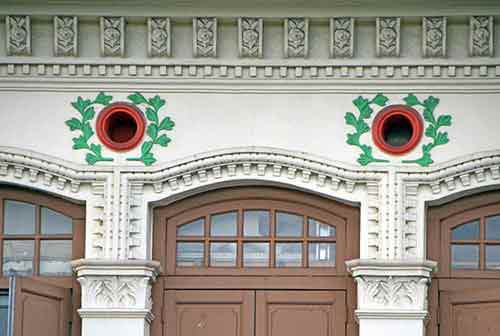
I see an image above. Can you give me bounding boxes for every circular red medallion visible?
[96,103,146,151]
[372,105,423,155]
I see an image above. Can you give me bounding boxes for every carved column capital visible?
[72,259,161,321]
[346,259,437,319]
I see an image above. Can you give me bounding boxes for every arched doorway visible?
[427,191,500,336]
[151,186,360,336]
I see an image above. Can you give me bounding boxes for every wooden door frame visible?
[151,186,360,336]
[0,186,85,336]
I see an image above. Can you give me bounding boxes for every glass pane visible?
[176,242,204,267]
[451,244,479,269]
[41,208,72,235]
[4,200,35,235]
[210,242,237,267]
[486,245,500,269]
[243,210,269,237]
[309,243,336,267]
[3,240,34,276]
[276,212,303,237]
[210,212,237,236]
[0,294,7,336]
[243,242,269,267]
[40,240,72,276]
[276,242,302,267]
[451,220,480,240]
[177,218,204,236]
[486,215,500,240]
[308,218,336,237]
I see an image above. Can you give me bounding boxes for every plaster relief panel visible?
[148,17,171,57]
[238,17,263,58]
[470,16,494,57]
[6,15,31,56]
[54,16,78,57]
[100,16,125,57]
[376,17,400,57]
[193,17,217,57]
[330,17,354,58]
[422,17,446,58]
[284,18,309,58]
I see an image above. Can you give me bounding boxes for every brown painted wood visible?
[152,187,359,336]
[12,277,71,336]
[163,290,255,336]
[255,290,346,336]
[427,191,500,336]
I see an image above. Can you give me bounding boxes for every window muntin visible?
[175,209,337,268]
[450,215,500,271]
[1,200,74,277]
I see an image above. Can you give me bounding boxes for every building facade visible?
[0,1,500,336]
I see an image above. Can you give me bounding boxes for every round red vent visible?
[96,103,146,151]
[372,105,423,155]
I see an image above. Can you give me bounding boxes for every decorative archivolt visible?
[0,147,115,259]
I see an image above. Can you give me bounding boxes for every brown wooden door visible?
[164,290,346,336]
[11,277,71,336]
[440,287,500,336]
[256,291,346,336]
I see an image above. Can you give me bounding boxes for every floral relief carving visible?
[470,16,494,57]
[6,15,31,56]
[193,17,217,57]
[148,17,171,57]
[362,277,417,307]
[330,17,354,58]
[54,16,78,56]
[101,17,125,57]
[376,17,400,57]
[80,276,150,308]
[422,17,446,57]
[238,17,263,58]
[285,18,308,58]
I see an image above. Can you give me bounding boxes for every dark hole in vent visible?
[106,111,138,143]
[382,114,413,147]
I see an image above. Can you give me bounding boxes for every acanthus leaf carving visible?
[376,17,400,57]
[148,17,171,57]
[422,16,446,58]
[54,16,78,56]
[330,17,354,58]
[6,15,31,56]
[285,18,308,58]
[101,16,125,57]
[238,17,263,58]
[193,17,217,57]
[470,16,494,57]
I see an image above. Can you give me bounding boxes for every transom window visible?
[451,215,500,270]
[176,209,337,268]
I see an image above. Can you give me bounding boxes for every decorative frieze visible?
[193,17,217,57]
[54,16,78,56]
[422,17,446,58]
[470,16,494,57]
[284,18,309,58]
[330,17,354,58]
[376,17,400,57]
[238,17,263,58]
[148,17,171,57]
[6,15,31,56]
[100,17,125,57]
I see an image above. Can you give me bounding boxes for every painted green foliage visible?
[126,92,175,166]
[402,94,452,167]
[345,94,390,166]
[66,92,114,165]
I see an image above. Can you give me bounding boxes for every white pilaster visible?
[347,259,437,336]
[72,259,161,336]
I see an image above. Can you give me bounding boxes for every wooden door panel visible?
[164,290,254,336]
[256,291,346,336]
[440,287,500,336]
[11,277,71,336]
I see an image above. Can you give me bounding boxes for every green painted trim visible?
[126,92,175,166]
[65,92,114,165]
[401,94,452,167]
[345,94,390,166]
